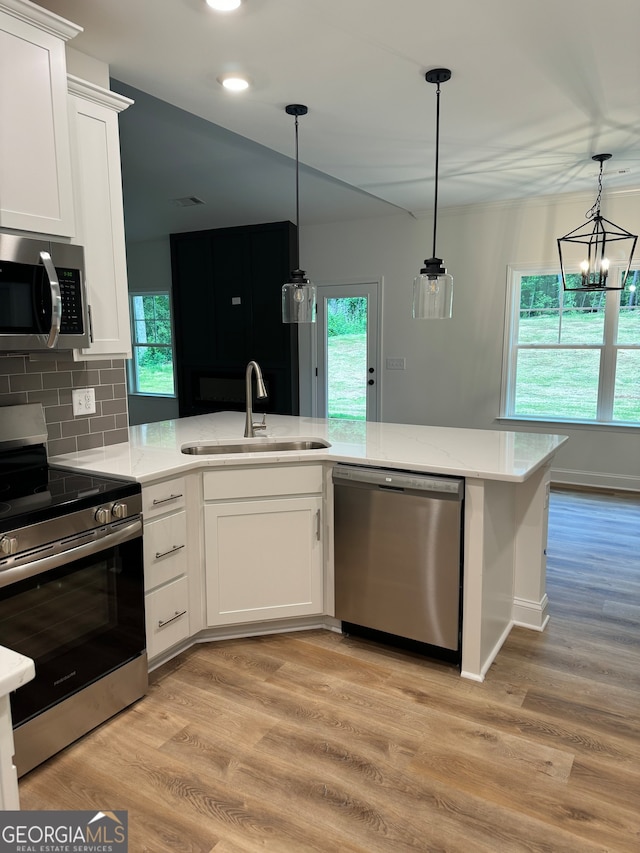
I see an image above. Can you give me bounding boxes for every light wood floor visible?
[19,489,640,852]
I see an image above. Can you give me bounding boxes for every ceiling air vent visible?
[171,196,206,207]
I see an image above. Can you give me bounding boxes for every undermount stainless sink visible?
[181,438,331,455]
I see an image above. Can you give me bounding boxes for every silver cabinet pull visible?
[316,509,321,541]
[154,544,185,559]
[40,251,61,348]
[152,493,183,506]
[158,609,187,629]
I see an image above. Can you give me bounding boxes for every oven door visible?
[0,519,145,728]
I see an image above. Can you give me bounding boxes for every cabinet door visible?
[68,80,133,359]
[205,496,323,626]
[0,4,78,236]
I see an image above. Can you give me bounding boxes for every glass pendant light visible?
[282,104,316,323]
[413,68,453,320]
[558,154,637,292]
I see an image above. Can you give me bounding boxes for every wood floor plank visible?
[409,736,639,852]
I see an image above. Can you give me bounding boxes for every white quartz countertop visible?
[0,646,34,697]
[49,412,568,484]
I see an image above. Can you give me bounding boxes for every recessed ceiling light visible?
[206,0,241,11]
[217,73,250,92]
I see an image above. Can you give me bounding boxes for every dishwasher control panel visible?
[333,464,463,496]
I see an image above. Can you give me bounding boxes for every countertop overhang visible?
[49,412,568,484]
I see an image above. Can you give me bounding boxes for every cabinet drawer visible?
[203,465,323,501]
[144,511,187,591]
[146,576,189,659]
[143,478,186,518]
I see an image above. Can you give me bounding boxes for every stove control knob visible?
[0,536,18,556]
[112,502,128,520]
[95,507,110,525]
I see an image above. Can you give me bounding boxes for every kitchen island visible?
[50,412,568,680]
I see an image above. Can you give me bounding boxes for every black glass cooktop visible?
[0,444,139,534]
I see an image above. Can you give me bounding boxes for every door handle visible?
[40,251,61,348]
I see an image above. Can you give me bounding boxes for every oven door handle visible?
[0,519,142,588]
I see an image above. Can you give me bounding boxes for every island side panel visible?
[461,479,516,681]
[512,462,551,630]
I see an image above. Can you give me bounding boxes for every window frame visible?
[500,264,639,426]
[127,291,177,398]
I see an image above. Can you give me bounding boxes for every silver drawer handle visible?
[152,493,183,506]
[154,544,185,559]
[158,609,187,629]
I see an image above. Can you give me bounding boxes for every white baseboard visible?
[552,468,640,493]
[148,615,330,671]
[512,593,549,631]
[461,620,515,683]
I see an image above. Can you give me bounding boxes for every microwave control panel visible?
[57,268,84,334]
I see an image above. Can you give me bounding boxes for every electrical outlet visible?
[386,357,406,370]
[72,388,96,416]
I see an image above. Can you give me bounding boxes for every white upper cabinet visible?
[68,76,134,360]
[0,0,80,237]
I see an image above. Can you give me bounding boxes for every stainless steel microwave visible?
[0,233,91,352]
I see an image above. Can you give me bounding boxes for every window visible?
[127,292,176,396]
[501,266,639,425]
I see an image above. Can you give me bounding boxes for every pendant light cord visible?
[294,113,300,270]
[432,80,441,259]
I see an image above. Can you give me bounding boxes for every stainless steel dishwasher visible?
[333,465,464,659]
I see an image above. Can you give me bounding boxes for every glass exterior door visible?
[316,282,379,421]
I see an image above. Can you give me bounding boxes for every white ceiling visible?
[35,0,640,242]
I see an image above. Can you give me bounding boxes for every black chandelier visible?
[282,104,316,323]
[413,68,453,320]
[557,154,637,292]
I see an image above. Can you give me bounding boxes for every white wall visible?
[66,47,110,88]
[300,189,640,491]
[126,237,180,425]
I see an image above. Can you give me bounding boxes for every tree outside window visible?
[502,268,639,424]
[128,293,175,396]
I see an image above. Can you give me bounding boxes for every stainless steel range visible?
[0,404,147,777]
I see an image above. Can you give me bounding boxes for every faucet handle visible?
[253,413,267,431]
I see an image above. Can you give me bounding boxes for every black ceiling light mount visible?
[558,153,637,292]
[282,103,316,323]
[413,67,454,320]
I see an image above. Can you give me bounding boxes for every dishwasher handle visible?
[333,465,463,498]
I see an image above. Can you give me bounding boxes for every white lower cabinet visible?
[142,477,190,659]
[204,465,324,626]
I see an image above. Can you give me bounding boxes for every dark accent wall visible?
[0,354,129,455]
[170,220,299,418]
